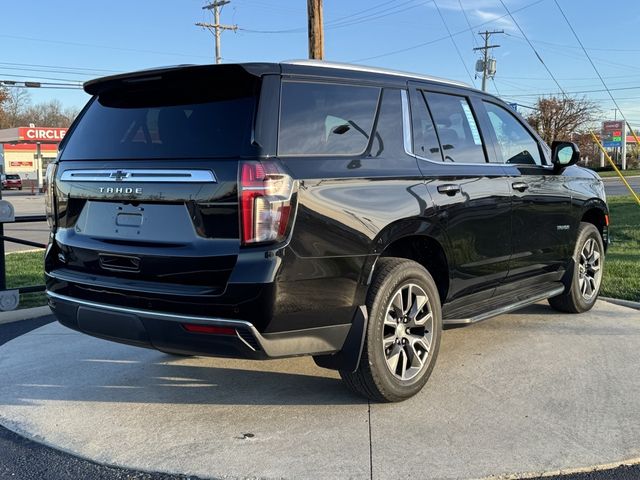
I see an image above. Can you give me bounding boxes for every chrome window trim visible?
[400,89,551,169]
[400,90,413,157]
[401,89,503,167]
[60,169,217,183]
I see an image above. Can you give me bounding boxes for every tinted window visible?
[369,89,404,157]
[6,175,19,180]
[484,102,542,165]
[61,81,257,160]
[410,90,442,161]
[424,92,486,164]
[279,82,380,156]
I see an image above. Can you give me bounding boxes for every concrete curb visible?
[0,306,51,326]
[482,456,640,479]
[600,296,640,310]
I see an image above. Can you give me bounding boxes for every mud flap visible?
[313,305,367,373]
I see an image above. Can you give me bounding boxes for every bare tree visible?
[22,99,79,127]
[0,88,79,128]
[526,96,599,146]
[0,86,7,106]
[0,86,8,127]
[0,87,31,128]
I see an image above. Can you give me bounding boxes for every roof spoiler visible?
[83,63,280,96]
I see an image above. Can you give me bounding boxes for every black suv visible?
[45,61,608,402]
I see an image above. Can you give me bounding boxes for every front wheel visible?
[340,258,442,402]
[549,222,604,313]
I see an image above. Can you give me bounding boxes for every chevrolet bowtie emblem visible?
[110,170,130,182]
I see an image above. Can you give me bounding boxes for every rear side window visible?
[60,76,257,160]
[424,92,486,164]
[369,89,405,157]
[278,82,380,156]
[410,90,443,161]
[483,102,542,165]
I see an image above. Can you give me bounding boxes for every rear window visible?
[278,82,380,156]
[6,175,19,180]
[60,74,258,160]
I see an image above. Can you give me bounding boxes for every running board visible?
[443,285,565,326]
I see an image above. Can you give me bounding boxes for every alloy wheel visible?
[578,237,602,301]
[382,283,433,381]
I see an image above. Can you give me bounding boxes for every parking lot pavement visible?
[0,301,639,480]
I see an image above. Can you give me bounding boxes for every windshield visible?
[60,74,258,160]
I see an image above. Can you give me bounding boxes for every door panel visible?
[422,164,512,301]
[504,165,572,281]
[475,99,572,282]
[408,86,512,302]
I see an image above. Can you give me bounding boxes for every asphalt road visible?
[602,176,640,197]
[0,313,638,480]
[0,191,47,254]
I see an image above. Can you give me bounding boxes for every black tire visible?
[340,257,442,402]
[548,222,604,313]
[18,187,22,191]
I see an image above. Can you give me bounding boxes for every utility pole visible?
[196,0,238,64]
[473,30,503,91]
[307,0,324,60]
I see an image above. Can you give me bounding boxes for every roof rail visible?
[281,59,471,88]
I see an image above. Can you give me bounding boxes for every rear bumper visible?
[47,291,351,360]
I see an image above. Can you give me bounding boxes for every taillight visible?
[44,163,57,231]
[239,161,296,245]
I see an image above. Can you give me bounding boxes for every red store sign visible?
[17,127,68,142]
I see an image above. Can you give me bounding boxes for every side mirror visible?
[551,141,580,170]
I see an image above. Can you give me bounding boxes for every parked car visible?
[44,61,608,402]
[2,174,22,190]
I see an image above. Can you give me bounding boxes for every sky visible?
[2,0,640,127]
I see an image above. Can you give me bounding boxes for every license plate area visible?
[99,253,141,272]
[74,201,196,244]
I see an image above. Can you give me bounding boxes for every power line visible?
[324,0,426,30]
[432,0,476,87]
[497,0,567,99]
[0,33,213,60]
[0,62,117,74]
[0,72,83,84]
[505,32,640,74]
[240,0,424,34]
[498,85,640,98]
[490,77,502,96]
[457,0,479,48]
[0,82,82,90]
[551,0,632,131]
[350,0,545,62]
[0,66,103,77]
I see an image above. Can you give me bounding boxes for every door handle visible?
[512,182,529,192]
[437,184,461,196]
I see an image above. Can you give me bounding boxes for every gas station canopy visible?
[0,126,67,144]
